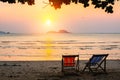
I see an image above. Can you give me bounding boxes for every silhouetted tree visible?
[0,0,16,3]
[0,0,34,5]
[0,0,119,13]
[18,0,34,5]
[49,0,119,13]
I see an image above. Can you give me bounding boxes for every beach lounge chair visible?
[82,54,109,74]
[62,55,79,73]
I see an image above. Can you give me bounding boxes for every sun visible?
[43,17,55,32]
[46,19,51,26]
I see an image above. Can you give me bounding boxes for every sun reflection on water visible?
[45,37,53,60]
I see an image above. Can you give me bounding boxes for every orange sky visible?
[0,0,120,33]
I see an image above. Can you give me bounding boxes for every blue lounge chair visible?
[82,54,109,73]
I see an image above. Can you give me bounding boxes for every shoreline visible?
[0,60,120,71]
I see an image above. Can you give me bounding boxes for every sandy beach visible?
[0,60,120,80]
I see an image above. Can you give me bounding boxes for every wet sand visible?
[0,60,120,80]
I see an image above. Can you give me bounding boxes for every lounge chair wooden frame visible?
[82,54,109,73]
[62,55,79,72]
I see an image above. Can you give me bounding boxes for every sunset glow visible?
[0,0,120,61]
[46,19,51,26]
[0,0,120,33]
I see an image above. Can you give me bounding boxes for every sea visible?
[0,33,120,61]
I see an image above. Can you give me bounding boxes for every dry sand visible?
[0,60,120,80]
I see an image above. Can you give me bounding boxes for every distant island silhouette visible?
[0,31,10,34]
[47,30,70,34]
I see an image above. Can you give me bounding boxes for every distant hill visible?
[0,31,10,34]
[47,30,70,34]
